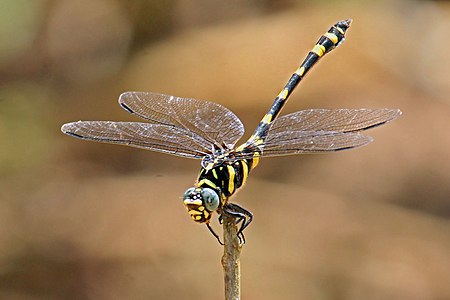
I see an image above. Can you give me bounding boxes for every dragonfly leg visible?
[206,222,224,245]
[222,203,253,244]
[219,212,242,226]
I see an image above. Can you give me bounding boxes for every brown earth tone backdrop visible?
[1,0,450,299]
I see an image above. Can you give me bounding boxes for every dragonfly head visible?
[182,187,220,223]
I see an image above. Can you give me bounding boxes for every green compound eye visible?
[201,188,219,211]
[183,187,196,200]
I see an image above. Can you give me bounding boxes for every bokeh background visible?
[1,0,450,299]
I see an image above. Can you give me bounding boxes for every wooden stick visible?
[221,213,241,300]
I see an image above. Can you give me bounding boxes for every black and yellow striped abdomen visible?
[243,19,352,147]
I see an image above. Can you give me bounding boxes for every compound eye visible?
[183,187,196,200]
[201,188,219,211]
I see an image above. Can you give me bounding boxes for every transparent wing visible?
[261,131,373,155]
[118,92,245,149]
[61,121,214,159]
[268,108,401,134]
[234,108,401,158]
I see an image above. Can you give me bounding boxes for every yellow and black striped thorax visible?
[197,153,258,202]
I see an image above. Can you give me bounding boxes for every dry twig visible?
[221,214,241,300]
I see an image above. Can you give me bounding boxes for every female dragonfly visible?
[61,19,401,244]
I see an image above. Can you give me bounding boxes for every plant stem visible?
[221,213,241,300]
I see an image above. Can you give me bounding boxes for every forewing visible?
[61,121,213,159]
[119,92,245,148]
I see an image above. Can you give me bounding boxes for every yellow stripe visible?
[324,32,338,44]
[251,151,261,168]
[212,169,218,179]
[312,44,326,57]
[227,165,235,194]
[252,156,260,168]
[252,136,264,145]
[334,26,344,35]
[295,66,305,76]
[277,89,288,99]
[261,113,273,124]
[198,178,217,189]
[241,161,249,185]
[184,199,203,206]
[235,144,245,152]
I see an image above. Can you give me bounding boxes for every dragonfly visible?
[61,19,401,244]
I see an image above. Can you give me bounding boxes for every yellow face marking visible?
[189,210,203,215]
[261,113,273,124]
[194,215,202,221]
[184,199,203,206]
[226,165,235,194]
[203,211,210,218]
[324,32,338,44]
[198,206,205,211]
[277,89,288,100]
[197,178,217,189]
[312,44,326,57]
[295,66,305,76]
[212,169,218,179]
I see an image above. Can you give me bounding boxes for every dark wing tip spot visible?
[118,92,135,113]
[119,102,134,114]
[61,123,84,138]
[65,131,85,139]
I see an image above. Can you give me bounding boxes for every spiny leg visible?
[227,203,253,238]
[206,222,224,245]
[221,209,246,244]
[222,203,254,244]
[219,213,245,226]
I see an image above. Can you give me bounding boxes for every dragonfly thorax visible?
[201,148,234,170]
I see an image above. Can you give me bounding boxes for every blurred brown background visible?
[1,0,450,299]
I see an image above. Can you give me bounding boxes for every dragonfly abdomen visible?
[245,19,352,148]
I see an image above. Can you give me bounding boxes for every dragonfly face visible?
[183,187,220,223]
